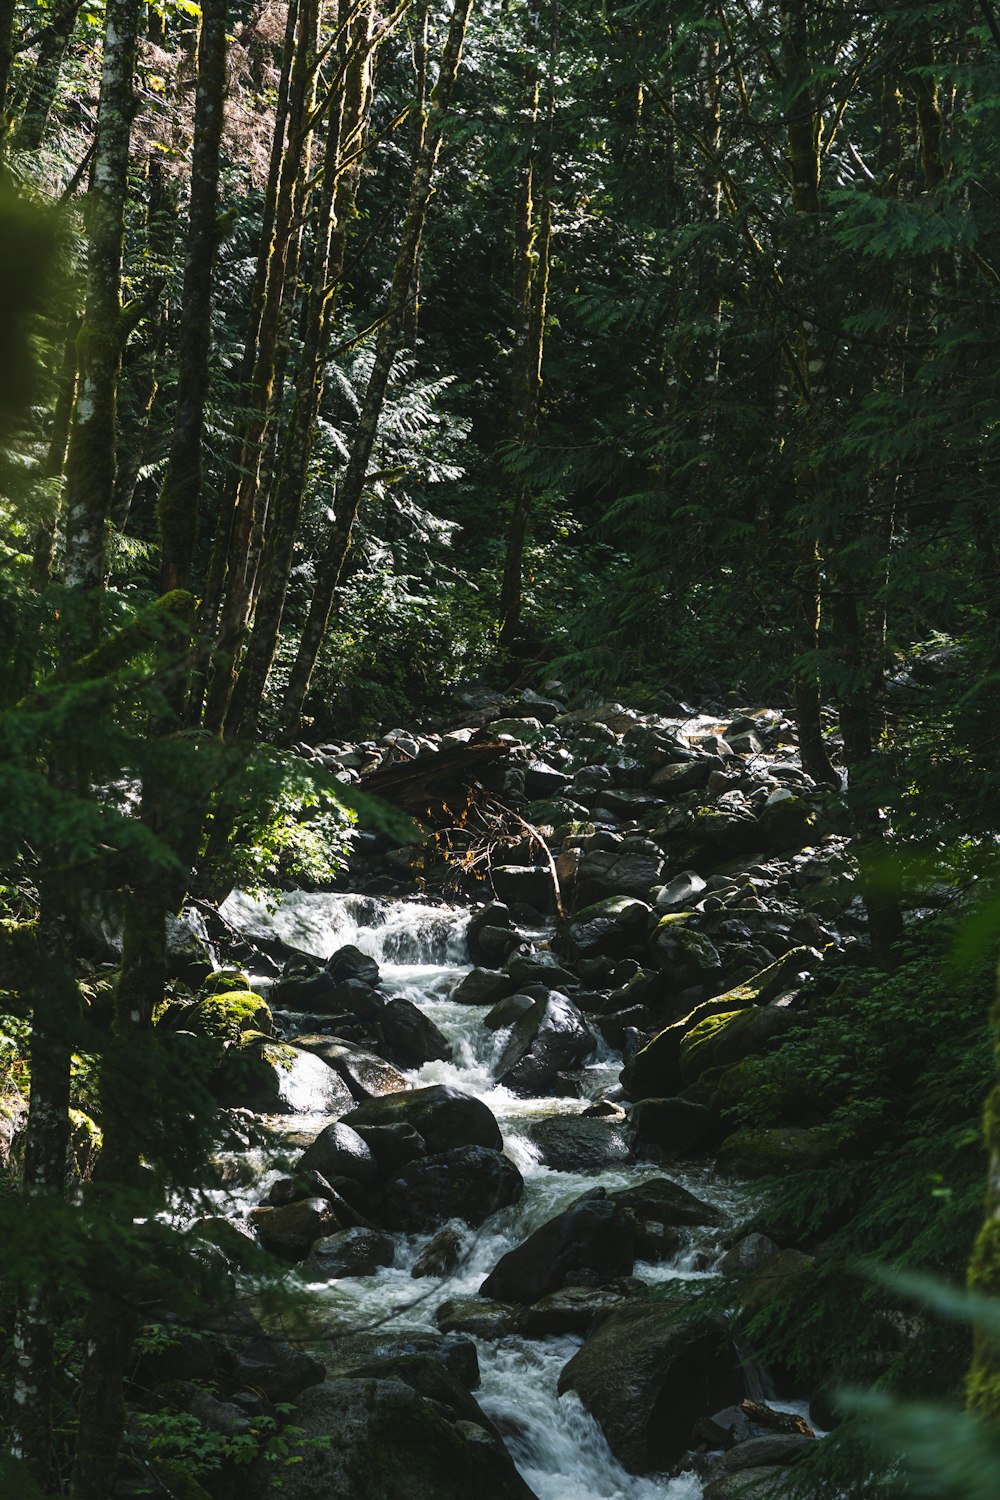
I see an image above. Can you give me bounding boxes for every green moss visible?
[717,1126,836,1178]
[202,969,252,995]
[157,989,272,1044]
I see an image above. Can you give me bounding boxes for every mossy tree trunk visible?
[12,0,82,151]
[279,0,476,737]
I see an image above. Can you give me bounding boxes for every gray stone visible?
[302,1227,395,1279]
[655,870,707,910]
[494,990,597,1094]
[290,1035,410,1101]
[480,1189,633,1303]
[525,1115,634,1173]
[380,1146,523,1232]
[342,1084,502,1155]
[723,1435,816,1470]
[703,1467,789,1500]
[436,1296,522,1340]
[249,1197,341,1260]
[298,1122,378,1186]
[451,968,517,1007]
[567,896,652,958]
[577,848,663,903]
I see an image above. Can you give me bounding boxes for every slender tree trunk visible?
[280,0,476,737]
[229,0,376,739]
[967,961,1000,1418]
[780,0,838,787]
[158,0,228,593]
[12,0,81,151]
[60,0,140,628]
[0,0,16,155]
[203,0,320,733]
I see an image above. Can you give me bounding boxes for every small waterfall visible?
[219,888,470,965]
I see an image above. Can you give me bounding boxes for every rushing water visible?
[219,889,751,1500]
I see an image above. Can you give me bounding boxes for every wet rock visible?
[467,902,517,964]
[723,1435,816,1469]
[219,1042,355,1115]
[517,1285,625,1336]
[718,1233,780,1277]
[290,1035,410,1100]
[326,944,380,987]
[322,1328,480,1390]
[451,968,517,1007]
[702,1470,788,1500]
[247,1377,534,1500]
[650,761,713,792]
[680,1005,801,1084]
[479,1189,634,1303]
[524,760,570,796]
[303,1226,396,1279]
[610,1177,724,1229]
[524,1115,634,1173]
[351,1121,427,1176]
[504,948,578,988]
[412,1225,464,1279]
[343,1084,503,1155]
[298,1122,379,1186]
[629,1097,721,1155]
[756,789,817,852]
[380,996,452,1067]
[436,1296,522,1339]
[566,896,652,958]
[741,1249,815,1316]
[249,1197,341,1260]
[494,990,597,1095]
[231,1329,325,1402]
[484,992,538,1030]
[558,1296,747,1472]
[381,1145,523,1232]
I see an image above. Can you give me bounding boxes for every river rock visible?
[524,1116,634,1173]
[351,1121,427,1176]
[494,990,597,1095]
[290,1036,410,1099]
[451,968,517,1007]
[412,1225,464,1279]
[231,1328,325,1403]
[326,944,380,986]
[649,917,722,987]
[342,1084,503,1154]
[504,948,578,988]
[467,902,517,964]
[628,1097,721,1155]
[610,1177,724,1229]
[679,1004,801,1084]
[703,1469,789,1500]
[436,1296,522,1339]
[654,870,707,910]
[298,1122,379,1186]
[322,1328,480,1389]
[302,1227,395,1279]
[491,865,555,912]
[479,1189,634,1303]
[380,1145,523,1231]
[379,996,452,1067]
[247,1377,534,1500]
[718,1233,780,1276]
[517,1285,625,1336]
[566,896,652,958]
[558,1296,747,1471]
[716,1126,834,1177]
[577,849,663,903]
[222,1043,356,1115]
[484,992,538,1031]
[249,1197,341,1260]
[756,789,817,852]
[723,1435,816,1469]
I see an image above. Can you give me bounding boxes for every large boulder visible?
[466,902,518,965]
[248,1377,535,1500]
[298,1123,379,1186]
[524,1115,634,1173]
[479,1189,633,1303]
[649,916,722,987]
[249,1197,341,1260]
[576,849,663,903]
[703,1469,790,1500]
[342,1084,503,1155]
[716,1126,835,1177]
[628,1097,722,1155]
[379,997,452,1068]
[679,1005,801,1085]
[302,1227,395,1280]
[219,1043,355,1115]
[494,990,597,1095]
[558,1296,747,1471]
[491,865,555,912]
[610,1177,724,1231]
[291,1035,410,1100]
[566,897,652,959]
[326,944,380,987]
[380,1146,523,1232]
[451,968,518,1007]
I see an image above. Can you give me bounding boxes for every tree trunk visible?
[967,962,1000,1419]
[60,0,140,636]
[12,0,81,150]
[228,0,376,740]
[203,0,320,733]
[0,0,15,157]
[158,0,228,594]
[280,0,476,738]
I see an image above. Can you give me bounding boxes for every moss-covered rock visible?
[650,917,721,985]
[755,790,817,852]
[717,1126,836,1178]
[679,1005,800,1085]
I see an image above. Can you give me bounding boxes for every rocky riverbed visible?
[118,689,872,1498]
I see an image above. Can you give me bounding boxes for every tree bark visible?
[158,0,228,594]
[279,0,476,737]
[12,0,82,151]
[968,960,1000,1418]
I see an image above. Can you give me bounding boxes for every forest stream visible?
[206,888,815,1500]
